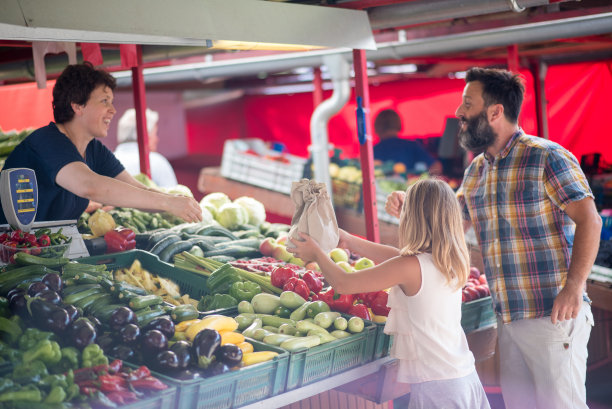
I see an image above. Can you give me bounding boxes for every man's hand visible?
[385,191,406,218]
[550,279,583,324]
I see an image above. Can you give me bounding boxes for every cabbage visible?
[200,192,231,210]
[216,203,249,230]
[200,206,217,225]
[164,184,194,197]
[234,196,266,227]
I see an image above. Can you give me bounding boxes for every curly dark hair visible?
[52,62,116,124]
[465,67,525,123]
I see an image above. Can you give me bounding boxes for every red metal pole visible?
[313,67,323,108]
[131,45,151,177]
[352,49,380,243]
[507,44,519,73]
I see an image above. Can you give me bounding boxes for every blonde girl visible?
[289,179,490,409]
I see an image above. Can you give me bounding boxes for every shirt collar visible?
[484,129,523,164]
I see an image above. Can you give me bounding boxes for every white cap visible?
[117,108,159,144]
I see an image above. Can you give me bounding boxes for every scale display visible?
[0,168,38,231]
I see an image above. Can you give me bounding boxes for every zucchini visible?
[135,308,168,327]
[110,282,148,296]
[214,238,262,250]
[81,293,115,314]
[186,237,216,251]
[279,335,321,352]
[94,304,129,323]
[159,240,195,263]
[263,333,296,346]
[61,283,100,296]
[62,286,106,305]
[170,304,199,322]
[146,230,174,250]
[135,233,152,249]
[129,294,163,310]
[13,252,70,267]
[203,246,261,259]
[234,230,263,239]
[149,234,181,256]
[196,226,238,240]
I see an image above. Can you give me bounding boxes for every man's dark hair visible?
[465,67,525,123]
[374,109,402,138]
[52,62,116,123]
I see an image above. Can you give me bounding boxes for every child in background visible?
[288,179,490,409]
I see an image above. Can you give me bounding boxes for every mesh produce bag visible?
[287,179,339,254]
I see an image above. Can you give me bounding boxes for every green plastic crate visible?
[120,385,177,409]
[77,249,210,300]
[151,341,289,409]
[371,321,392,360]
[461,296,496,332]
[284,320,376,391]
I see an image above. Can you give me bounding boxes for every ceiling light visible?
[377,64,418,74]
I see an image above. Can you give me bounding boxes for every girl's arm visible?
[56,162,202,223]
[339,229,400,264]
[290,233,421,295]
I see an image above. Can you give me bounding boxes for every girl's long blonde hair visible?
[398,178,470,290]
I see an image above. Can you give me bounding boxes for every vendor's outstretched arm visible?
[57,162,202,222]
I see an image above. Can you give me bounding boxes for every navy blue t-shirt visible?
[1,122,124,223]
[373,137,435,171]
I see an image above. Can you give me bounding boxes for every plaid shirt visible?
[457,130,593,323]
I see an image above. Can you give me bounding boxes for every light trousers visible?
[497,301,594,409]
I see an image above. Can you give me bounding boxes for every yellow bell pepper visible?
[88,210,116,237]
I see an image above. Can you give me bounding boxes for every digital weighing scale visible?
[0,168,90,262]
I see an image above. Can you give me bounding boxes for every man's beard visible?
[458,110,497,155]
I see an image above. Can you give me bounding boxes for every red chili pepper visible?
[0,233,8,243]
[130,376,168,390]
[108,359,123,374]
[24,233,38,247]
[106,390,138,405]
[270,265,299,288]
[29,244,42,256]
[99,374,128,392]
[302,271,323,294]
[37,235,51,247]
[332,293,355,313]
[4,241,18,249]
[348,303,372,320]
[79,385,99,395]
[127,365,151,381]
[370,291,390,317]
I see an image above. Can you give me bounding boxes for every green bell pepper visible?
[22,340,61,366]
[51,347,80,374]
[0,341,22,361]
[206,263,242,294]
[19,328,55,351]
[198,293,238,311]
[12,360,48,385]
[0,316,23,346]
[229,281,261,302]
[81,343,108,368]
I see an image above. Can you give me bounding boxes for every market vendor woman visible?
[0,62,202,224]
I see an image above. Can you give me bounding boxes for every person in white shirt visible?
[289,178,490,409]
[114,108,178,188]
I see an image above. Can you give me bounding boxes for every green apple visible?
[354,257,375,270]
[336,261,354,273]
[329,248,349,263]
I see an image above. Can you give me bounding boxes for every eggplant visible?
[205,361,230,377]
[6,288,25,303]
[144,316,175,340]
[96,333,115,353]
[109,307,137,331]
[156,350,179,372]
[109,344,135,361]
[69,318,97,349]
[41,273,62,293]
[142,329,168,354]
[174,369,201,380]
[64,304,80,324]
[192,328,221,369]
[215,344,243,368]
[86,315,103,332]
[34,289,62,305]
[27,281,49,297]
[28,297,70,332]
[117,323,140,345]
[169,340,192,369]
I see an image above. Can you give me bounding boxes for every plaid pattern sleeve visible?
[460,132,593,323]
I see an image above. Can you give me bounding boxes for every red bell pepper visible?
[317,287,335,305]
[106,390,138,405]
[332,293,355,313]
[370,291,390,317]
[10,230,27,243]
[127,365,151,381]
[283,277,310,300]
[0,233,8,243]
[104,227,136,253]
[98,374,128,392]
[37,235,51,247]
[270,265,299,288]
[130,376,168,390]
[302,271,323,294]
[24,233,38,247]
[348,303,372,320]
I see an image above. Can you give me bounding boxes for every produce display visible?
[0,227,72,264]
[0,128,32,170]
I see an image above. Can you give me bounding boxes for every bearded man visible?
[385,67,601,409]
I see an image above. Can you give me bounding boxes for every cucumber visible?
[159,240,195,263]
[203,246,261,259]
[170,304,199,322]
[196,226,238,240]
[214,238,261,250]
[251,293,281,315]
[129,294,163,310]
[202,236,233,244]
[279,335,321,352]
[146,230,175,250]
[149,234,181,256]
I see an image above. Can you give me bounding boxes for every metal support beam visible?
[531,59,549,139]
[353,49,379,243]
[131,45,152,177]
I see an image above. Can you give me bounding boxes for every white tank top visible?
[384,253,475,383]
